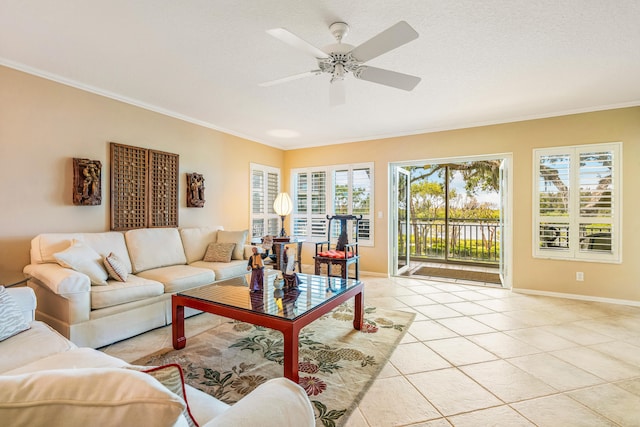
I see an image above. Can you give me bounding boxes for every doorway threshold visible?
[403,261,503,288]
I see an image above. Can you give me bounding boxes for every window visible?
[292,163,374,246]
[533,143,621,263]
[250,164,280,240]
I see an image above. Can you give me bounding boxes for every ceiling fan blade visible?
[350,21,419,63]
[266,28,330,59]
[259,70,321,87]
[356,66,421,91]
[330,79,346,106]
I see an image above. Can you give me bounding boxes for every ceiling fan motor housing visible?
[319,22,366,81]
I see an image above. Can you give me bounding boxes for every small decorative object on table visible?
[283,246,299,289]
[246,247,264,292]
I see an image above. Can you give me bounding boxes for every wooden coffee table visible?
[172,273,364,383]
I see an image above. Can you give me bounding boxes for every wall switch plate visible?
[576,272,584,281]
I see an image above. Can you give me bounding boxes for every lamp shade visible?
[273,192,293,216]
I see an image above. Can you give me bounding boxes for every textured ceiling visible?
[1,1,639,150]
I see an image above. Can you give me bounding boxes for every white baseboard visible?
[513,288,640,307]
[358,270,388,278]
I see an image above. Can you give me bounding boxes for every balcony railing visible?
[402,218,500,264]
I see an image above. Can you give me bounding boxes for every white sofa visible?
[0,286,315,427]
[24,226,254,348]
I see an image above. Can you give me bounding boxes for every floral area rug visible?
[133,304,415,427]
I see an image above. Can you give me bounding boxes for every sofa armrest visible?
[203,378,314,427]
[5,287,37,322]
[24,263,91,295]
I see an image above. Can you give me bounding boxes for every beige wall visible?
[0,66,283,274]
[2,65,639,302]
[285,107,640,302]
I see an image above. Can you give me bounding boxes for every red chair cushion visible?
[317,250,355,259]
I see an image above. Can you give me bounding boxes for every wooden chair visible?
[314,215,362,280]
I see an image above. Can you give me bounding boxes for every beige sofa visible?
[24,226,253,348]
[0,286,314,427]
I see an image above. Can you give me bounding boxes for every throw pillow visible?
[203,242,236,263]
[103,252,128,282]
[128,364,199,427]
[0,286,31,342]
[216,229,248,260]
[0,368,185,427]
[53,240,108,286]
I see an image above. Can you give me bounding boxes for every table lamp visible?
[273,192,293,237]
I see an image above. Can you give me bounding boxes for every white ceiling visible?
[2,1,640,150]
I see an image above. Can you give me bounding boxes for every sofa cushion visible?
[129,364,199,427]
[0,286,31,342]
[184,385,230,425]
[216,230,248,260]
[136,265,215,294]
[179,227,223,264]
[205,378,315,427]
[81,232,133,274]
[203,242,235,263]
[90,275,165,310]
[126,228,187,273]
[5,286,37,323]
[30,233,132,274]
[189,260,249,282]
[53,240,109,286]
[103,252,128,281]
[30,233,84,264]
[3,348,127,375]
[0,321,76,374]
[0,368,186,427]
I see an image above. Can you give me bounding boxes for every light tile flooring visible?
[102,273,640,427]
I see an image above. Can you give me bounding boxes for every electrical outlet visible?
[576,272,584,281]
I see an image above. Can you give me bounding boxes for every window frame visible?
[532,142,622,263]
[291,162,375,247]
[249,163,281,241]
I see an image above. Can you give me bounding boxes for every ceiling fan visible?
[259,21,421,106]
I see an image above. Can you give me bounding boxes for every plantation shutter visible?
[291,163,373,245]
[353,167,372,242]
[533,143,620,262]
[251,169,265,238]
[536,152,571,254]
[310,171,327,238]
[576,148,614,259]
[250,164,281,240]
[266,171,280,236]
[292,172,308,236]
[331,167,373,242]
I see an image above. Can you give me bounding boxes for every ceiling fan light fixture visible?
[331,63,346,83]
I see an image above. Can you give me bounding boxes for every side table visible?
[272,238,304,273]
[0,271,29,288]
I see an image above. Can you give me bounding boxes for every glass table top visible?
[177,273,362,321]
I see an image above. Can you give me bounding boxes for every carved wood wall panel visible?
[149,149,179,227]
[73,158,102,206]
[110,142,179,230]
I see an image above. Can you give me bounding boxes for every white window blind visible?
[292,170,328,239]
[250,164,281,240]
[292,163,374,246]
[533,143,621,263]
